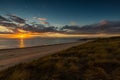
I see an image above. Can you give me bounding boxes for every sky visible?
[0,0,120,27]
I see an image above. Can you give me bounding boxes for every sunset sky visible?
[0,0,120,27]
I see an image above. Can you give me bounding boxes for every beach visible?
[0,41,88,71]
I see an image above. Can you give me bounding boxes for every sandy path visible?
[0,41,88,70]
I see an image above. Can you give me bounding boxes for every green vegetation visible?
[0,37,120,80]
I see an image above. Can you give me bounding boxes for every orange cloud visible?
[38,18,47,21]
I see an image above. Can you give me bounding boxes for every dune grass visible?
[0,37,120,80]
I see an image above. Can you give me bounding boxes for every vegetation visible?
[0,37,120,80]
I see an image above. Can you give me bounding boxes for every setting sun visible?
[20,35,24,38]
[11,33,33,39]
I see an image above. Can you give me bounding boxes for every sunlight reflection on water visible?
[19,38,24,48]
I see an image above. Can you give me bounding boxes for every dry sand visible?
[0,41,88,71]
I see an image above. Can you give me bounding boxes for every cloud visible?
[62,20,120,34]
[0,21,17,28]
[35,17,49,25]
[61,25,80,30]
[7,14,26,23]
[0,25,13,33]
[33,17,37,19]
[1,13,120,34]
[40,26,57,32]
[38,18,47,21]
[0,15,10,22]
[99,20,109,25]
[40,21,50,25]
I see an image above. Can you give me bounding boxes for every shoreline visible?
[0,41,81,51]
[0,40,90,71]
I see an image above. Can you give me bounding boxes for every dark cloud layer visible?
[61,20,120,34]
[7,14,26,23]
[0,15,10,22]
[0,14,120,34]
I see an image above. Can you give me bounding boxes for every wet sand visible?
[0,41,88,71]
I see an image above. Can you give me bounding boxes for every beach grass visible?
[0,37,120,80]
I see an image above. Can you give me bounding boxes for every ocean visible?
[0,37,79,49]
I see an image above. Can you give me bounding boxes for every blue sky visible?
[0,0,120,27]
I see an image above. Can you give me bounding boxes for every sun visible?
[16,33,30,38]
[20,34,24,38]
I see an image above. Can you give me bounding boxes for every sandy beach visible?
[0,41,89,71]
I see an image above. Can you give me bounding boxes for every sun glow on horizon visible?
[0,33,34,39]
[10,33,33,39]
[0,32,120,39]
